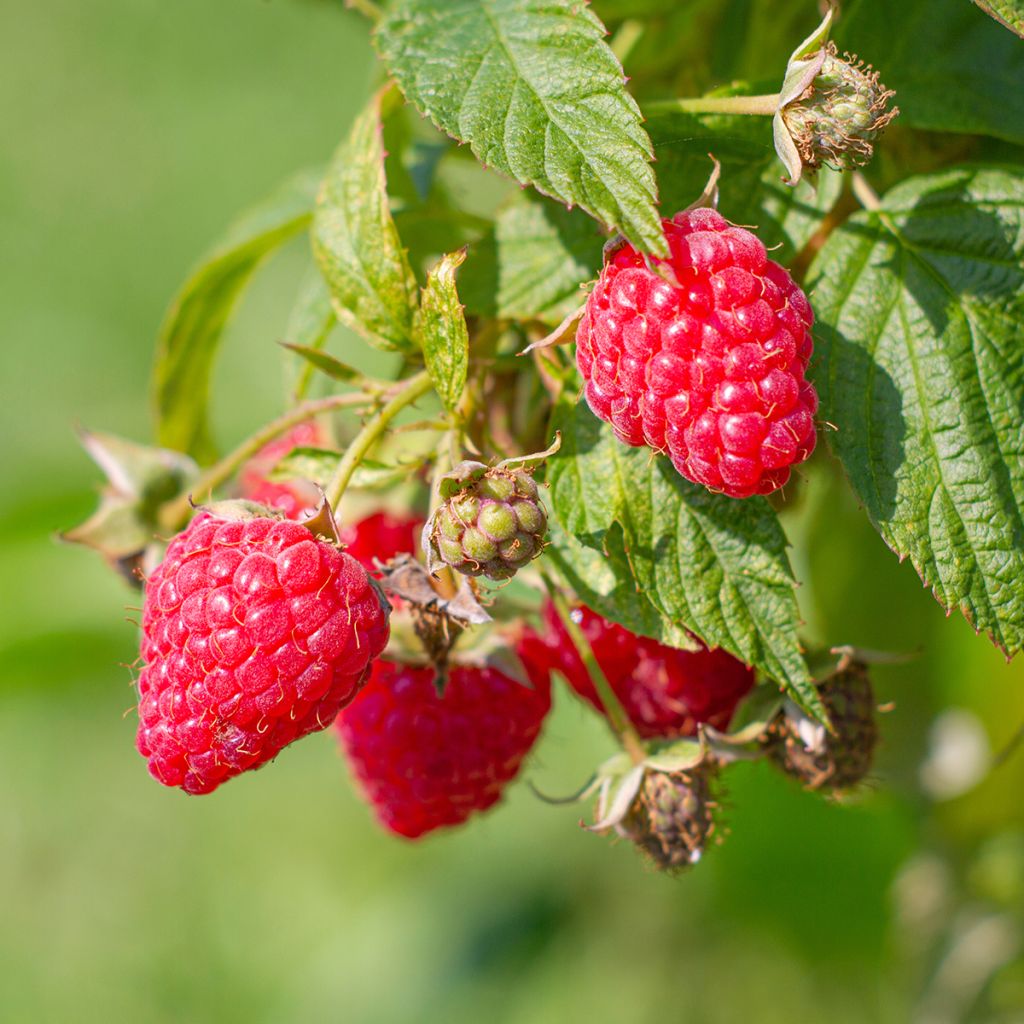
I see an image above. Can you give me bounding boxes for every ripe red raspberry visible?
[239,421,324,519]
[137,510,390,794]
[338,510,424,574]
[336,652,551,838]
[576,208,817,497]
[541,603,753,738]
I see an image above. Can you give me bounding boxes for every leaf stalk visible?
[158,392,376,531]
[648,94,781,117]
[325,370,434,512]
[543,576,647,765]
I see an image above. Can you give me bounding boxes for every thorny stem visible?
[325,370,434,512]
[158,392,375,531]
[647,94,781,117]
[543,576,647,765]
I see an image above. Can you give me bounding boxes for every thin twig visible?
[325,370,434,512]
[646,94,781,117]
[543,575,647,765]
[158,392,374,530]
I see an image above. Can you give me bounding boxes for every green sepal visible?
[63,431,200,583]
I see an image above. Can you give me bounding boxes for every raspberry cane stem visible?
[325,369,434,512]
[158,392,375,531]
[647,94,780,117]
[543,576,647,765]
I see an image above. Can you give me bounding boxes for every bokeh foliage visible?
[2,0,1024,1021]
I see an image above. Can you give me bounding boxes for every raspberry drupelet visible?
[136,511,390,794]
[576,208,817,498]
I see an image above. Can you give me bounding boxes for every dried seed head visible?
[782,43,898,172]
[619,764,719,872]
[766,664,879,791]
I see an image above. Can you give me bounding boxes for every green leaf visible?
[376,0,666,256]
[152,170,318,461]
[271,449,427,492]
[808,166,1024,655]
[63,431,200,571]
[645,107,843,261]
[280,343,363,385]
[973,0,1024,37]
[547,398,819,715]
[837,0,1024,143]
[460,191,603,324]
[283,270,339,400]
[312,89,419,352]
[414,249,470,414]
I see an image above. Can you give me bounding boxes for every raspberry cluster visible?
[137,512,390,794]
[336,654,551,837]
[542,603,754,738]
[576,208,817,498]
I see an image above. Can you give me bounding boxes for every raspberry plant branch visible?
[646,95,781,117]
[325,369,435,513]
[543,575,647,765]
[157,392,377,531]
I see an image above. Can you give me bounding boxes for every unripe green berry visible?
[461,527,498,564]
[438,507,463,541]
[478,502,518,542]
[765,665,878,792]
[425,463,548,581]
[478,476,516,502]
[781,43,897,172]
[512,500,545,534]
[451,495,480,522]
[620,766,718,873]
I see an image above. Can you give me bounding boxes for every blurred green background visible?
[3,1,1024,1021]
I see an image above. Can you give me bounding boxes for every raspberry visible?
[136,509,390,794]
[620,764,719,872]
[336,652,551,838]
[765,664,878,791]
[542,603,753,738]
[240,421,324,519]
[425,462,547,581]
[338,510,424,574]
[576,207,817,497]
